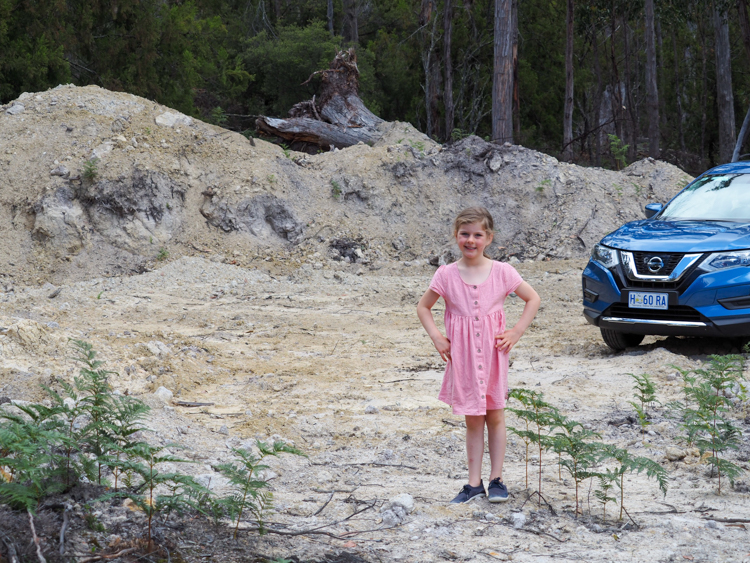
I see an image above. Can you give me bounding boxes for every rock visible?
[365,405,379,414]
[218,425,229,435]
[705,520,718,529]
[511,512,526,529]
[488,153,504,172]
[50,165,70,177]
[6,104,24,115]
[666,447,687,461]
[380,505,407,527]
[63,397,76,410]
[155,111,193,128]
[91,142,114,159]
[389,493,415,514]
[146,340,171,356]
[194,473,229,490]
[153,386,173,402]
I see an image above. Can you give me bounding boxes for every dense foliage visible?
[2,0,750,172]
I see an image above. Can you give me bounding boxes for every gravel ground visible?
[1,255,749,562]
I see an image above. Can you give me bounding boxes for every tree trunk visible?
[700,19,708,167]
[738,0,750,62]
[492,0,514,144]
[610,6,624,143]
[714,5,736,164]
[645,0,660,157]
[512,0,520,141]
[420,7,440,139]
[444,0,454,141]
[593,30,603,167]
[327,0,334,35]
[562,0,575,161]
[343,0,358,44]
[255,49,384,151]
[732,105,750,161]
[623,20,637,160]
[672,29,686,153]
[656,16,667,134]
[429,47,442,140]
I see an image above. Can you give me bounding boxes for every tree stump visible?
[256,48,384,152]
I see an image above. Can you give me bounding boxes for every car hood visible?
[600,219,750,252]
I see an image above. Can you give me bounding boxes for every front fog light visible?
[591,244,619,269]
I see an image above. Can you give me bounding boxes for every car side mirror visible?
[644,203,663,218]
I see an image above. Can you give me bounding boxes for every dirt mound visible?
[1,85,691,286]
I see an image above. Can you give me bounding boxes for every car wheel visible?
[600,328,644,351]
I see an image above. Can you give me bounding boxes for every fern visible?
[216,440,306,538]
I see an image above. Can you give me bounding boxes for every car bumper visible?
[582,260,750,337]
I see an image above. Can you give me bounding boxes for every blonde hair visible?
[453,206,494,237]
[453,207,494,257]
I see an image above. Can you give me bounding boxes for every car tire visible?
[600,328,644,351]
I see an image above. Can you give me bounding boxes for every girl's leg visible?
[465,415,486,487]
[486,409,506,481]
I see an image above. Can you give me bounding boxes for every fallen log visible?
[255,48,384,151]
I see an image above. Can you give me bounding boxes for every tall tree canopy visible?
[1,0,749,172]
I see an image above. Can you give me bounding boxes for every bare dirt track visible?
[1,85,749,562]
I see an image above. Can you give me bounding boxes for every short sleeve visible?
[501,262,524,296]
[429,265,447,298]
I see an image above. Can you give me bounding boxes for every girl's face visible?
[455,222,493,260]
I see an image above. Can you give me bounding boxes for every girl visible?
[417,207,540,503]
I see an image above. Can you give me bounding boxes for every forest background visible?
[2,0,750,175]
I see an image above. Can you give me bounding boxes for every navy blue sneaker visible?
[487,478,509,503]
[450,481,486,504]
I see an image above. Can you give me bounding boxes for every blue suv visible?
[582,162,750,350]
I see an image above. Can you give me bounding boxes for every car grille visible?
[632,252,684,276]
[606,303,703,323]
[613,258,704,295]
[625,279,681,290]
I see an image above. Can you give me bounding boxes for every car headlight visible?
[591,243,619,269]
[699,250,750,272]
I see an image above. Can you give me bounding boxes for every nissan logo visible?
[646,256,664,273]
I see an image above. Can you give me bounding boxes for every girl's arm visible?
[417,289,452,362]
[495,281,541,353]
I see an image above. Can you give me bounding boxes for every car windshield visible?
[659,173,750,221]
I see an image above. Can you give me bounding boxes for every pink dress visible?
[429,261,523,415]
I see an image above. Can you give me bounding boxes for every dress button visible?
[473,285,477,289]
[481,394,485,399]
[477,348,481,353]
[479,365,483,370]
[474,300,478,305]
[476,332,480,337]
[475,316,479,321]
[480,380,484,384]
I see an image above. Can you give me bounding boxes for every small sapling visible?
[629,372,659,444]
[216,440,306,538]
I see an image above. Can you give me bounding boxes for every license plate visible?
[628,291,668,310]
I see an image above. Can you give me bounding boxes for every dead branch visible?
[59,503,71,555]
[77,547,139,562]
[519,491,558,516]
[1,534,20,563]
[313,492,335,516]
[236,501,388,539]
[27,509,46,563]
